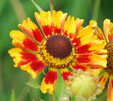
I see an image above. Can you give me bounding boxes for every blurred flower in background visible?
[90,19,113,101]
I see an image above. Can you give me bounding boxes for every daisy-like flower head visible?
[8,10,107,94]
[90,19,113,101]
[65,72,102,101]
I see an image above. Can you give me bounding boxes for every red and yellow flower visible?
[8,10,107,94]
[90,19,113,101]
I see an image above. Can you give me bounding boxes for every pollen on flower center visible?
[105,40,113,75]
[46,35,72,58]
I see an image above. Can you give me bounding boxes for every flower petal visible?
[35,11,53,36]
[20,61,46,79]
[10,30,38,51]
[108,21,113,41]
[40,68,58,94]
[76,54,107,68]
[76,54,91,63]
[89,20,105,40]
[19,18,44,42]
[103,19,110,42]
[87,54,107,68]
[72,63,87,71]
[76,44,92,54]
[98,72,109,90]
[91,69,102,77]
[72,25,95,47]
[75,18,84,33]
[76,40,106,54]
[63,16,76,38]
[52,10,67,34]
[8,48,39,67]
[61,68,73,81]
[88,40,106,52]
[63,18,84,38]
[72,25,105,48]
[108,75,113,101]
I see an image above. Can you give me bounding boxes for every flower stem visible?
[103,33,108,43]
[92,0,101,20]
[50,0,54,14]
[49,94,53,101]
[53,91,58,101]
[31,0,43,12]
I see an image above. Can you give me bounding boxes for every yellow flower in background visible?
[90,19,113,101]
[8,10,107,94]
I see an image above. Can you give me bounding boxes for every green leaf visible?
[0,0,7,16]
[26,81,40,89]
[71,96,76,101]
[10,89,15,101]
[96,82,108,101]
[32,97,45,101]
[96,88,107,101]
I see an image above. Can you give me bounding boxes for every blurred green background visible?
[0,0,113,101]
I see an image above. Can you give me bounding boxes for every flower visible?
[90,19,113,101]
[8,10,107,94]
[65,72,102,100]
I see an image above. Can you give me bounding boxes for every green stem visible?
[70,96,76,101]
[103,33,108,43]
[54,91,58,101]
[0,55,4,100]
[50,0,54,13]
[92,0,101,20]
[49,94,53,101]
[31,0,43,12]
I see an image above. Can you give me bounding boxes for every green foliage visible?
[96,82,108,101]
[0,0,7,15]
[10,89,15,101]
[52,70,66,101]
[26,81,40,89]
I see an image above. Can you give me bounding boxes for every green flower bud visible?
[66,73,102,100]
[71,74,96,98]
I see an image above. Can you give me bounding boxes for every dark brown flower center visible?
[46,35,72,58]
[105,40,113,75]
